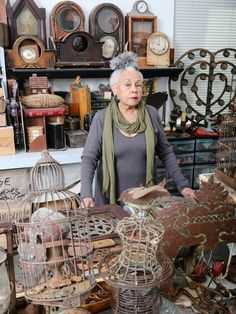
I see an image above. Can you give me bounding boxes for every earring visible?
[114,94,120,103]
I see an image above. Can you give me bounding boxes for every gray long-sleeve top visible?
[81,105,190,205]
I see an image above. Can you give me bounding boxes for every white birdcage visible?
[100,202,172,314]
[15,151,95,309]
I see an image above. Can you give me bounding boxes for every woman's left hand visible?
[181,187,196,200]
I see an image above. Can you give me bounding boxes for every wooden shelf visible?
[7,67,183,80]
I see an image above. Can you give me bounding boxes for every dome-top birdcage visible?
[15,151,95,309]
[100,199,172,314]
[216,113,236,190]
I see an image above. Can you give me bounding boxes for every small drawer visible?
[177,153,194,166]
[170,139,195,153]
[193,164,216,189]
[195,151,217,164]
[195,138,218,151]
[156,153,194,167]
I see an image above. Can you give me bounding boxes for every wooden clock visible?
[89,3,124,60]
[5,35,55,68]
[55,31,106,67]
[147,32,170,66]
[50,1,85,41]
[126,1,157,67]
[6,0,46,48]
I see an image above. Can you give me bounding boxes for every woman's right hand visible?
[82,197,94,208]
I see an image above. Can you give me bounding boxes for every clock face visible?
[72,36,88,52]
[97,8,119,34]
[150,35,169,55]
[57,7,81,32]
[100,35,119,59]
[136,1,148,13]
[20,47,37,62]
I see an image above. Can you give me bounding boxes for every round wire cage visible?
[100,203,172,314]
[15,151,96,308]
[0,199,10,221]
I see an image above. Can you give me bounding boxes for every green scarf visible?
[102,99,155,204]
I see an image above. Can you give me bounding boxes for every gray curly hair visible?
[109,51,143,87]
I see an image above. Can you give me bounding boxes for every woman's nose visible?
[131,84,138,92]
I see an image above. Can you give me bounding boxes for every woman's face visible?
[112,69,143,107]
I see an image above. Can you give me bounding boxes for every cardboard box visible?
[0,126,15,155]
[0,112,7,126]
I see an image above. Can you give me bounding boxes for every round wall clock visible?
[50,1,85,41]
[89,4,124,60]
[136,1,148,14]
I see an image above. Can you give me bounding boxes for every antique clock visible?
[89,3,124,60]
[5,35,55,68]
[50,1,85,41]
[147,32,170,66]
[55,31,106,67]
[6,0,47,47]
[126,1,157,67]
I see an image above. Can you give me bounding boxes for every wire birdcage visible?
[15,151,95,308]
[100,203,172,314]
[216,114,236,190]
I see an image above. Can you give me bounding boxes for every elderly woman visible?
[81,52,195,207]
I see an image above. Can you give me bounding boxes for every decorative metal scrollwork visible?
[168,48,236,126]
[72,215,114,239]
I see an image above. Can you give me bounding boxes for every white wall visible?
[9,0,175,112]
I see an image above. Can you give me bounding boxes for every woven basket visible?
[20,93,64,108]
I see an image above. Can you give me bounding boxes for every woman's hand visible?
[82,197,94,208]
[181,187,196,201]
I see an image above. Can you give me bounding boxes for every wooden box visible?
[0,126,15,155]
[65,129,87,148]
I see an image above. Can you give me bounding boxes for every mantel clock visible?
[147,32,170,66]
[126,1,157,67]
[5,35,55,68]
[50,1,85,41]
[89,3,124,60]
[6,0,46,48]
[55,31,106,67]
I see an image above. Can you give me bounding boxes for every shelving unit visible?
[7,67,183,80]
[0,65,184,170]
[156,134,218,192]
